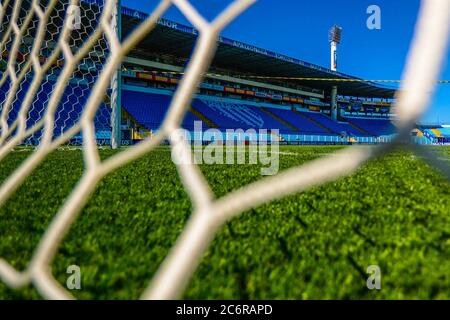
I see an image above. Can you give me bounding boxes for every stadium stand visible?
[116,13,399,144]
[303,112,368,136]
[122,90,209,131]
[423,129,436,137]
[122,91,297,133]
[119,89,401,143]
[418,127,450,144]
[439,128,450,137]
[194,100,293,133]
[266,108,331,135]
[0,8,404,146]
[0,79,111,140]
[430,128,443,137]
[122,90,171,130]
[345,118,396,136]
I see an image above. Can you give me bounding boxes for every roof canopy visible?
[121,7,397,99]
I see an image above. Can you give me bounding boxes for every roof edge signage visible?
[119,4,395,97]
[121,7,352,77]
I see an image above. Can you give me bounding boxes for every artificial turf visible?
[0,145,449,299]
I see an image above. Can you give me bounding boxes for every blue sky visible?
[122,0,450,124]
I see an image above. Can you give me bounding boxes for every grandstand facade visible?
[119,7,397,145]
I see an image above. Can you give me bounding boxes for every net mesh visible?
[0,0,112,147]
[0,0,448,299]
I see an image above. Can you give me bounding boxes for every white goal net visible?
[0,0,449,299]
[0,0,115,148]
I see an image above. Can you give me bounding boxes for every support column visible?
[331,85,338,121]
[330,41,337,71]
[111,0,122,149]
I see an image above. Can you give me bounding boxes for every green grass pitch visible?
[0,145,449,299]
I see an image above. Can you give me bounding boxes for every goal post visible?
[110,0,122,149]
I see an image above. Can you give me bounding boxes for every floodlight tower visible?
[329,25,342,71]
[329,25,342,121]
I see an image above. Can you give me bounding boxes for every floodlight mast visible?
[329,25,342,71]
[329,25,342,121]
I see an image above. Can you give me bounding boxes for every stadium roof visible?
[121,6,397,99]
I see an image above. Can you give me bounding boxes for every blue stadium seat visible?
[267,108,331,135]
[122,90,206,131]
[305,112,368,136]
[193,99,293,133]
[0,78,111,140]
[345,117,395,136]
